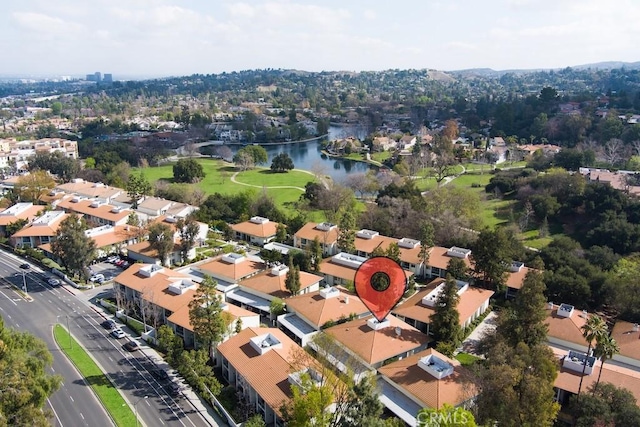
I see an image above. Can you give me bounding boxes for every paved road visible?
[0,252,212,427]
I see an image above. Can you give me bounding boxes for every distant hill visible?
[450,61,640,77]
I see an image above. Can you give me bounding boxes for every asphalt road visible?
[0,251,212,427]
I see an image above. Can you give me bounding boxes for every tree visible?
[577,315,608,400]
[270,153,295,172]
[309,237,323,273]
[433,153,455,185]
[496,270,548,348]
[280,371,334,427]
[269,298,285,316]
[593,335,620,392]
[51,214,97,279]
[429,275,462,354]
[476,341,559,427]
[14,170,55,202]
[417,404,477,427]
[243,415,266,427]
[233,150,255,171]
[4,218,28,237]
[188,275,228,361]
[148,222,175,266]
[276,223,287,243]
[337,210,356,254]
[173,158,205,183]
[28,151,80,183]
[446,258,469,281]
[471,227,514,290]
[285,259,301,296]
[156,324,175,354]
[234,146,268,167]
[570,382,640,427]
[175,348,222,397]
[340,375,387,427]
[385,242,401,263]
[0,315,62,426]
[176,217,200,263]
[126,172,152,208]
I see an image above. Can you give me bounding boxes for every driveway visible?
[460,311,498,356]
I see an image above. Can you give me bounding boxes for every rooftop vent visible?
[418,354,455,379]
[447,246,472,259]
[138,264,164,278]
[422,280,468,307]
[222,253,245,264]
[250,216,269,224]
[563,350,596,375]
[249,333,282,355]
[557,303,574,318]
[331,252,367,269]
[168,279,197,295]
[71,196,81,203]
[90,201,101,208]
[271,264,289,276]
[164,216,177,223]
[398,238,420,249]
[356,229,379,240]
[319,286,340,300]
[367,317,390,331]
[509,261,525,273]
[92,182,105,188]
[111,206,122,214]
[315,222,336,231]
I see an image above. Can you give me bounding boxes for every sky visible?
[2,0,640,78]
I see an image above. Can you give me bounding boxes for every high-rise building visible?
[94,72,101,82]
[103,73,113,83]
[86,74,95,81]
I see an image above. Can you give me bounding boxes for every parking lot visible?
[89,259,128,283]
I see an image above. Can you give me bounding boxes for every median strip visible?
[53,324,139,427]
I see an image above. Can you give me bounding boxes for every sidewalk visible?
[460,311,498,356]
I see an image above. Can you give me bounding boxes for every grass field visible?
[455,352,481,366]
[233,168,315,189]
[53,324,138,427]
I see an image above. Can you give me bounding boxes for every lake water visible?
[229,125,373,183]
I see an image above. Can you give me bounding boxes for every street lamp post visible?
[134,396,148,427]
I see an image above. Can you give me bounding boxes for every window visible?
[40,236,50,244]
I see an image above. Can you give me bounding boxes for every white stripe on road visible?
[47,397,64,427]
[69,395,74,402]
[0,290,17,306]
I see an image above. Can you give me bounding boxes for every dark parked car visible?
[101,319,117,330]
[123,340,140,352]
[19,263,30,269]
[167,382,182,396]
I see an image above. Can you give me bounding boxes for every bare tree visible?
[632,140,640,156]
[113,283,126,311]
[214,145,233,161]
[344,172,378,199]
[184,141,199,157]
[433,153,455,185]
[603,138,623,166]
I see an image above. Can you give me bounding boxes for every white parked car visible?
[47,278,61,286]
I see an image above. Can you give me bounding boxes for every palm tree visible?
[577,315,608,400]
[593,335,620,392]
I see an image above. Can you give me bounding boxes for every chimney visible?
[344,296,349,304]
[547,302,554,310]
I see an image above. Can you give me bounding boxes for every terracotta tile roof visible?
[393,279,493,326]
[611,321,640,361]
[11,212,69,237]
[545,304,589,347]
[138,197,173,211]
[0,204,44,226]
[57,198,131,223]
[506,266,535,290]
[285,286,369,329]
[232,219,279,238]
[126,240,181,258]
[294,222,339,245]
[217,327,311,416]
[114,263,191,293]
[354,234,398,255]
[552,347,640,404]
[378,348,477,409]
[54,180,123,200]
[198,256,264,282]
[427,246,473,271]
[240,269,323,299]
[324,315,430,366]
[319,257,413,284]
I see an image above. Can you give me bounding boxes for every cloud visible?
[446,41,477,51]
[12,12,83,35]
[363,9,376,20]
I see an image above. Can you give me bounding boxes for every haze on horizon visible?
[2,0,639,78]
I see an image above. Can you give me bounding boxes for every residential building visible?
[217,327,314,427]
[423,246,473,279]
[545,303,590,353]
[393,278,494,334]
[136,197,197,218]
[114,264,259,347]
[194,253,264,285]
[231,216,280,246]
[504,262,534,298]
[40,224,140,260]
[239,264,323,300]
[0,138,78,170]
[610,321,640,370]
[0,202,44,236]
[278,286,369,346]
[56,197,133,226]
[54,179,125,204]
[10,210,68,248]
[293,222,339,255]
[378,348,477,426]
[323,314,430,378]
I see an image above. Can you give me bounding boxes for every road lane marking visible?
[69,395,74,402]
[0,290,17,306]
[108,356,114,362]
[158,417,165,425]
[80,412,85,420]
[47,397,64,427]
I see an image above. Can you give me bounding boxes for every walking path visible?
[459,311,498,356]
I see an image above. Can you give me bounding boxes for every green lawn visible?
[371,151,392,163]
[233,168,315,189]
[53,324,138,427]
[455,352,481,366]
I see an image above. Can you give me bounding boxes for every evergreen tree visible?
[176,217,201,263]
[188,275,228,361]
[285,259,301,296]
[593,335,620,392]
[337,210,356,254]
[148,222,174,266]
[497,270,549,348]
[341,375,387,427]
[417,404,477,426]
[51,213,97,279]
[471,227,514,290]
[276,223,287,243]
[446,257,469,281]
[385,242,401,262]
[309,236,323,273]
[429,275,462,352]
[126,172,152,208]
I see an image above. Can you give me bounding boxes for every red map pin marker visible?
[354,256,407,322]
